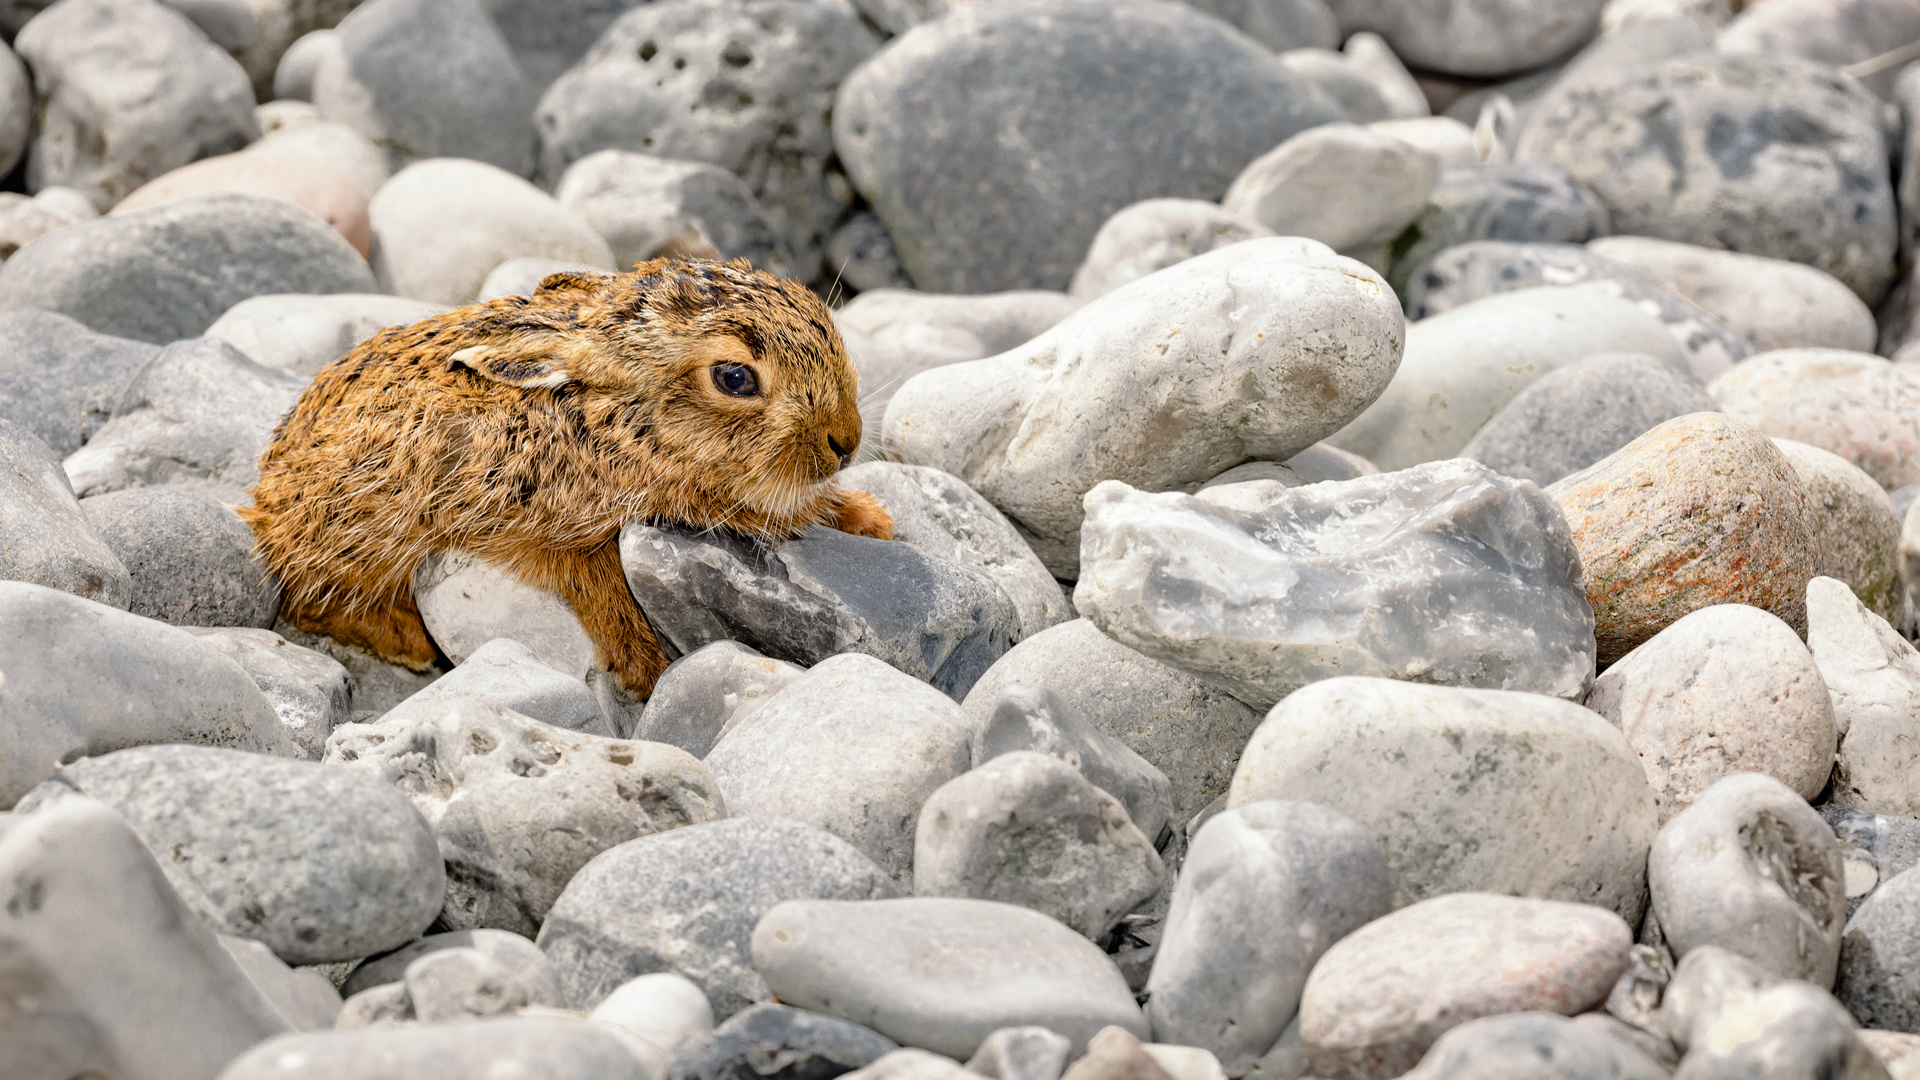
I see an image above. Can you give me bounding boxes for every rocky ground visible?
[7,0,1920,1077]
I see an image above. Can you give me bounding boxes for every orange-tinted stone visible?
[111,150,370,257]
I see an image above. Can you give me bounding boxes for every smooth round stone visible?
[1838,866,1920,1032]
[834,0,1341,293]
[80,488,280,629]
[1230,677,1658,923]
[1147,801,1390,1073]
[1589,236,1877,354]
[1659,944,1780,1051]
[0,310,158,459]
[15,744,442,965]
[752,897,1149,1058]
[1809,576,1920,817]
[1649,772,1847,985]
[1711,350,1920,492]
[1069,199,1274,301]
[589,972,715,1057]
[554,149,792,278]
[328,695,724,937]
[1668,981,1883,1079]
[1518,52,1895,304]
[1777,439,1903,622]
[1585,604,1838,821]
[633,641,805,759]
[248,119,391,200]
[961,620,1263,822]
[1280,36,1426,126]
[1298,893,1634,1079]
[671,1003,902,1080]
[110,151,371,258]
[367,158,614,305]
[216,1016,655,1079]
[883,239,1404,577]
[0,418,131,609]
[913,751,1164,941]
[1221,123,1439,254]
[1332,284,1684,471]
[1459,352,1719,486]
[273,27,337,101]
[203,293,447,378]
[0,192,376,345]
[537,816,901,1018]
[1398,1013,1669,1080]
[477,255,627,300]
[0,581,293,808]
[1324,0,1603,77]
[1383,161,1612,296]
[1546,412,1818,663]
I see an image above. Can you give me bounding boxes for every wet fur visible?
[242,258,892,696]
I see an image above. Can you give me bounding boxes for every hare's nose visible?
[828,435,854,469]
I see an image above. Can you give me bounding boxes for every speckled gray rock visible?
[0,193,377,345]
[966,1027,1073,1080]
[0,798,293,1080]
[1068,200,1275,301]
[60,336,307,502]
[1147,801,1390,1073]
[971,683,1173,846]
[216,1016,657,1079]
[1838,865,1920,1032]
[1221,123,1439,257]
[1648,772,1846,985]
[839,462,1071,640]
[369,159,613,305]
[1812,579,1920,820]
[1712,350,1920,493]
[1778,440,1903,623]
[834,0,1343,294]
[0,582,294,808]
[0,419,131,608]
[0,310,159,460]
[1458,353,1719,486]
[1075,463,1596,709]
[828,212,914,294]
[1183,0,1340,50]
[1324,0,1604,77]
[1384,162,1612,297]
[1585,604,1837,822]
[1231,678,1658,922]
[537,816,900,1017]
[633,641,805,759]
[885,240,1404,577]
[312,0,535,177]
[1717,0,1920,70]
[1298,893,1635,1079]
[1398,1012,1670,1080]
[670,1003,902,1080]
[16,744,442,965]
[537,0,879,281]
[204,293,446,378]
[1547,412,1818,663]
[1669,980,1885,1079]
[1825,805,1920,920]
[753,897,1149,1057]
[80,488,280,629]
[14,0,258,210]
[705,653,972,880]
[555,149,792,277]
[913,752,1163,940]
[1518,52,1895,304]
[378,638,612,735]
[962,620,1263,821]
[1406,241,1755,383]
[183,627,353,762]
[621,523,1017,701]
[328,694,724,937]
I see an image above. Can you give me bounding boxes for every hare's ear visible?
[448,339,573,389]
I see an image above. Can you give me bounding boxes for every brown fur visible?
[242,258,893,696]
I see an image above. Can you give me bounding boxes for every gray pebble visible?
[0,309,158,460]
[971,682,1174,846]
[0,418,131,609]
[669,1003,901,1080]
[634,640,806,759]
[81,487,280,629]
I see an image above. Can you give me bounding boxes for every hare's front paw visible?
[830,488,894,540]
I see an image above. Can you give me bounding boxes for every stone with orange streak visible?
[1547,412,1817,664]
[110,151,371,258]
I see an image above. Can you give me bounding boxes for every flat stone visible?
[1298,893,1633,1079]
[1778,440,1903,623]
[1547,412,1818,663]
[60,336,307,502]
[216,1016,657,1079]
[913,752,1164,940]
[1230,677,1658,922]
[834,0,1341,293]
[0,798,292,1079]
[112,151,371,258]
[555,149,792,278]
[0,193,376,345]
[1838,865,1920,1032]
[0,309,159,458]
[633,641,805,759]
[1648,772,1847,985]
[0,581,293,808]
[971,682,1173,846]
[1383,162,1612,298]
[1332,284,1686,471]
[670,1003,901,1080]
[377,638,612,735]
[706,653,974,881]
[1589,236,1878,354]
[80,488,280,629]
[884,239,1405,576]
[1069,199,1275,301]
[1585,604,1838,821]
[16,743,443,965]
[752,897,1149,1058]
[1397,1012,1670,1080]
[328,694,723,937]
[1811,577,1920,817]
[410,549,598,682]
[1711,350,1920,493]
[204,293,446,378]
[0,418,131,608]
[620,523,1017,701]
[539,816,899,1017]
[962,619,1263,821]
[1222,123,1437,257]
[1074,463,1595,709]
[1147,801,1390,1073]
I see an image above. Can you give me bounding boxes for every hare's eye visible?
[712,362,759,397]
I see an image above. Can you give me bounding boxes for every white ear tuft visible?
[449,344,569,389]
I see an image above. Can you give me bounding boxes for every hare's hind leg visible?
[511,539,670,697]
[279,586,441,672]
